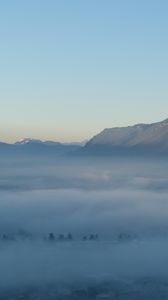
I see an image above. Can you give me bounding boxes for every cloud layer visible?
[0,155,168,289]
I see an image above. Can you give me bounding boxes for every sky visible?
[0,0,168,143]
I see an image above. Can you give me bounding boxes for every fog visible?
[1,154,168,293]
[1,188,168,238]
[1,240,168,290]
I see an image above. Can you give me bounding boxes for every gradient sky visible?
[0,0,168,143]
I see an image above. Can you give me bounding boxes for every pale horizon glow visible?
[2,116,168,144]
[0,0,168,143]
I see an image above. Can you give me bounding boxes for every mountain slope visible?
[85,119,168,153]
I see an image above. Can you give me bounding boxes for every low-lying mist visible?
[1,154,168,290]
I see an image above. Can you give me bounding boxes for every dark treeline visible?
[0,231,139,243]
[0,231,100,242]
[48,232,99,241]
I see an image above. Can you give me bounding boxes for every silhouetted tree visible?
[67,232,73,240]
[89,234,95,240]
[48,232,55,241]
[2,234,8,241]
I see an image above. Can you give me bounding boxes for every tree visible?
[67,232,73,240]
[48,232,55,241]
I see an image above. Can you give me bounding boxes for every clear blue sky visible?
[0,0,168,142]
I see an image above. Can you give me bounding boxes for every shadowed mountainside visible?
[83,119,168,155]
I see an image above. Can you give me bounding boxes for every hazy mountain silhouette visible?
[84,119,168,155]
[0,138,81,156]
[1,119,168,156]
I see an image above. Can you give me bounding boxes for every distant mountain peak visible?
[15,138,43,145]
[15,138,86,147]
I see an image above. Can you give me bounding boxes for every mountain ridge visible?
[1,119,168,155]
[84,119,168,153]
[0,138,82,156]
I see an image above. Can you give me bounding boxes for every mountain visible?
[15,138,44,145]
[15,138,61,146]
[1,119,168,157]
[0,138,81,156]
[84,119,168,154]
[15,138,87,147]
